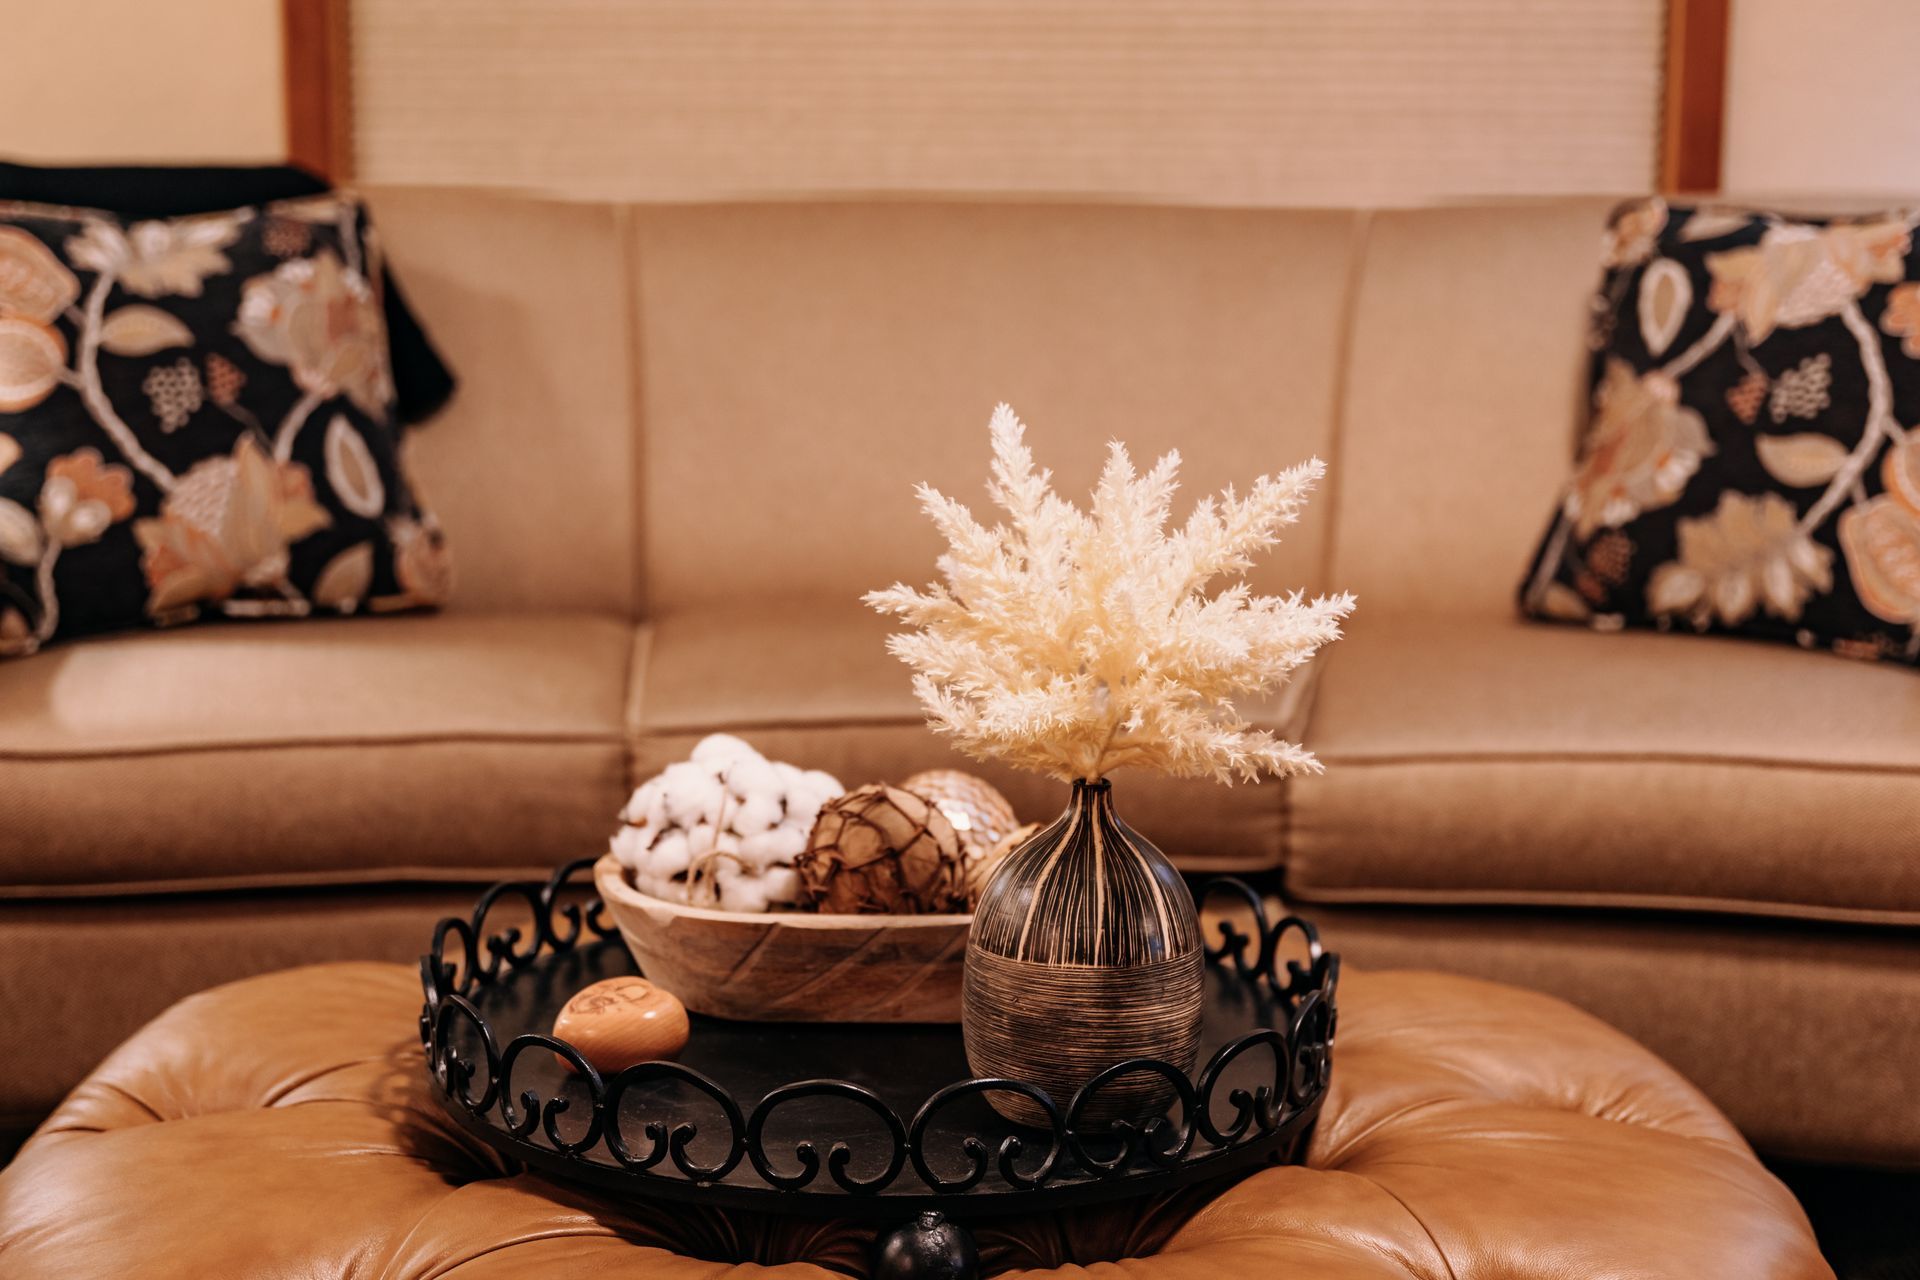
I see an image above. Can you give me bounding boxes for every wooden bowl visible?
[592,855,971,1022]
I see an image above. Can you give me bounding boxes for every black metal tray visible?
[420,859,1336,1225]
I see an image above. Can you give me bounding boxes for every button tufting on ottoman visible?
[0,962,1831,1278]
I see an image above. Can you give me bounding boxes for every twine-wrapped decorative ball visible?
[797,784,969,914]
[899,769,1018,861]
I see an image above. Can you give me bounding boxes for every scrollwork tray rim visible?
[419,858,1338,1220]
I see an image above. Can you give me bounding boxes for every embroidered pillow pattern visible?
[0,193,449,658]
[1522,200,1920,664]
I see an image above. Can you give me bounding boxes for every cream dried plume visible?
[866,404,1354,784]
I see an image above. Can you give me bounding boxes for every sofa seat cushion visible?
[632,603,1315,869]
[1289,614,1920,924]
[0,614,635,896]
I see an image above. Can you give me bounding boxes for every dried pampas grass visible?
[866,404,1354,784]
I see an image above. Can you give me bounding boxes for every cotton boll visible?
[731,789,784,837]
[610,737,844,911]
[622,778,668,832]
[775,767,843,835]
[609,823,652,871]
[657,873,696,903]
[631,831,690,900]
[759,866,801,908]
[691,733,760,769]
[635,864,685,902]
[723,753,779,799]
[793,771,844,812]
[658,762,725,828]
[648,829,692,877]
[661,760,710,790]
[640,787,670,833]
[687,822,721,859]
[711,861,774,913]
[739,824,808,867]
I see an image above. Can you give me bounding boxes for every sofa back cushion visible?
[363,187,639,616]
[632,201,1358,614]
[1331,200,1616,618]
[362,188,1627,623]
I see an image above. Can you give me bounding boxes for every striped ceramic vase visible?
[963,778,1204,1127]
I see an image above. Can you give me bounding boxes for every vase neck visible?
[1068,777,1116,826]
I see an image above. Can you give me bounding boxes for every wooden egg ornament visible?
[900,770,1018,861]
[551,976,691,1074]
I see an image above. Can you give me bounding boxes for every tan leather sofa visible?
[2,190,1914,1165]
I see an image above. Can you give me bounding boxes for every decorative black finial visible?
[871,1210,979,1280]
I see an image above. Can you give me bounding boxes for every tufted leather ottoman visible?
[0,962,1831,1278]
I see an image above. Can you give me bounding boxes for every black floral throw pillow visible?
[0,193,449,659]
[1521,200,1920,665]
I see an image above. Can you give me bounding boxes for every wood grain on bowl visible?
[593,855,970,1023]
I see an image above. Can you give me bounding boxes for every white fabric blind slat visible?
[351,0,1664,204]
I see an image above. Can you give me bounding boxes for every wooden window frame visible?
[283,0,352,180]
[1660,0,1730,194]
[285,0,1728,194]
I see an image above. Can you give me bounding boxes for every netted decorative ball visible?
[967,821,1042,906]
[899,769,1018,861]
[610,734,843,912]
[796,784,969,914]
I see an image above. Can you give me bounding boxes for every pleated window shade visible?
[349,0,1664,204]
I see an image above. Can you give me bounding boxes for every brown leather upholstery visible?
[0,964,1829,1278]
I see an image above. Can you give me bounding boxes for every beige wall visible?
[1723,0,1920,197]
[3,1,285,164]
